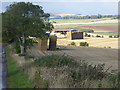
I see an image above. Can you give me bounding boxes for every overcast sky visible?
[0,0,119,15]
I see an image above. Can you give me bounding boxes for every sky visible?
[0,0,119,15]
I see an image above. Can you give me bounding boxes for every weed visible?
[70,42,76,46]
[80,42,89,46]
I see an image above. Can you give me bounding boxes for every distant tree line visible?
[51,14,118,19]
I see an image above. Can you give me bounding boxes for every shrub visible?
[33,54,78,68]
[109,35,112,38]
[30,54,119,88]
[24,55,35,60]
[12,40,21,54]
[80,42,89,46]
[87,35,91,37]
[108,46,111,48]
[96,35,101,37]
[70,42,76,46]
[114,35,119,38]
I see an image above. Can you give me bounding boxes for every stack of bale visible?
[37,36,48,51]
[49,35,57,50]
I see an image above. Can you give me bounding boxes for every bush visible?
[24,55,35,60]
[109,35,112,38]
[80,42,89,46]
[30,54,119,88]
[70,42,76,46]
[96,35,101,37]
[87,34,91,37]
[114,35,119,38]
[33,54,78,68]
[12,40,21,54]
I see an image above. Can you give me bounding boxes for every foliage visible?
[80,42,89,46]
[34,70,49,88]
[24,55,35,60]
[29,54,119,88]
[70,42,76,46]
[2,2,53,54]
[12,39,21,54]
[32,54,78,68]
[109,35,112,38]
[96,35,101,37]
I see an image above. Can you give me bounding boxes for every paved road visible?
[0,45,7,89]
[59,46,118,70]
[0,45,2,90]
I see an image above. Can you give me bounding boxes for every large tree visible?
[2,2,53,54]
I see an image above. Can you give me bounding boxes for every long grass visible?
[30,54,119,88]
[6,46,33,88]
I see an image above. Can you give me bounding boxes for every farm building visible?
[51,29,83,40]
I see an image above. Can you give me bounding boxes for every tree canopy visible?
[2,2,54,54]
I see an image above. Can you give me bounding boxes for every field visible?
[57,38,118,49]
[51,18,118,35]
[78,25,118,32]
[50,18,112,23]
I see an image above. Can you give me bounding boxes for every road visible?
[0,45,7,89]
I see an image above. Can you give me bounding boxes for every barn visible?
[51,29,83,40]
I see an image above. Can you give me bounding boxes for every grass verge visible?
[6,46,33,88]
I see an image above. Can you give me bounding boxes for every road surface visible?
[0,45,7,89]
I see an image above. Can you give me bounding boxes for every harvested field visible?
[57,38,118,49]
[79,25,118,32]
[26,44,118,70]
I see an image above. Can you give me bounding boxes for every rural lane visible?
[0,45,7,89]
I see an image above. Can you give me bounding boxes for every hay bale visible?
[38,39,48,51]
[49,35,57,50]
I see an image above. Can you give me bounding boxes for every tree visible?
[2,2,54,54]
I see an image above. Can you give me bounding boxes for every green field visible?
[52,18,118,35]
[50,18,112,23]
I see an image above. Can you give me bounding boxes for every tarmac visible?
[0,45,7,89]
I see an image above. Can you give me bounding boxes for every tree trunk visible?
[20,45,24,54]
[20,34,25,54]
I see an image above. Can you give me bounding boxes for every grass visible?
[32,54,78,68]
[28,54,119,88]
[6,46,33,88]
